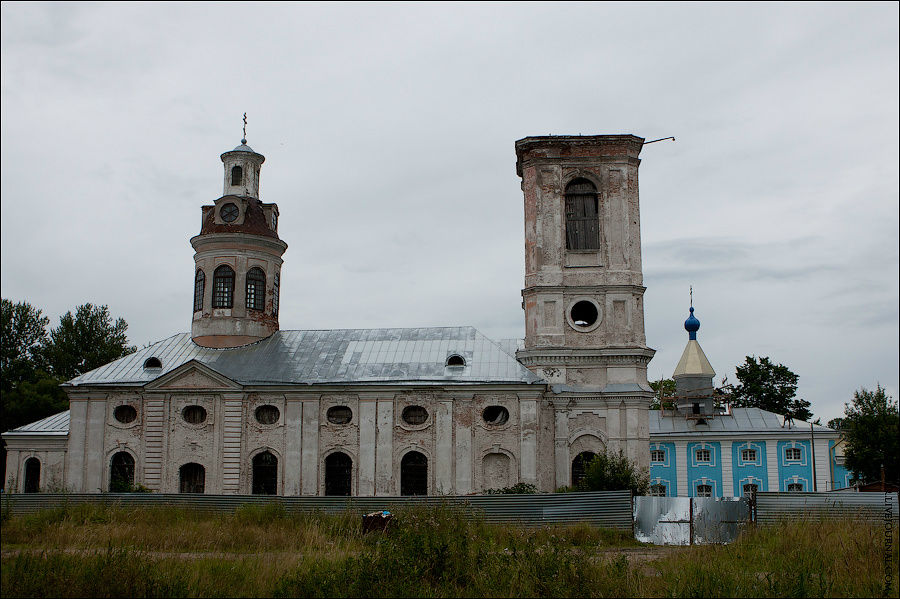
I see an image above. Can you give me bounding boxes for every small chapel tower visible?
[190,131,288,348]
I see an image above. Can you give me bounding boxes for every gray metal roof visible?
[67,327,544,387]
[650,407,836,436]
[5,410,70,435]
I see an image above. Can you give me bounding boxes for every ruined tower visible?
[190,138,288,348]
[515,135,655,480]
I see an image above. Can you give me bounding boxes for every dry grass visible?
[2,503,896,598]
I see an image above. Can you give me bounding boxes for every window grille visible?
[193,270,205,312]
[787,482,804,492]
[742,483,758,497]
[651,449,666,463]
[741,449,757,462]
[696,484,713,497]
[696,448,711,462]
[564,178,600,250]
[231,165,242,186]
[213,265,235,308]
[182,405,207,425]
[650,484,667,497]
[785,447,802,461]
[246,267,266,311]
[402,406,428,425]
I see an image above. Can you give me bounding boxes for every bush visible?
[483,482,538,495]
[572,449,649,495]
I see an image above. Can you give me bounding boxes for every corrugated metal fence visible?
[755,491,899,524]
[0,490,634,530]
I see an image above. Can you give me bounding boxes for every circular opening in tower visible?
[114,405,137,424]
[220,202,239,223]
[570,301,599,327]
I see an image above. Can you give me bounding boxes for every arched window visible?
[193,270,205,312]
[324,452,353,496]
[571,451,597,487]
[231,165,243,186]
[564,178,600,250]
[109,452,135,492]
[272,273,280,317]
[400,451,428,496]
[179,463,205,494]
[24,457,41,493]
[246,267,266,311]
[213,265,235,308]
[252,451,278,495]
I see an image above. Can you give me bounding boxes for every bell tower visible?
[515,135,655,479]
[190,132,288,348]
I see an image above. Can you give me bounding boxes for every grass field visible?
[1,502,897,597]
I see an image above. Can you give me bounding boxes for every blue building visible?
[648,306,844,497]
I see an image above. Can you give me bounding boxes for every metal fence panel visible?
[1,490,634,530]
[634,496,691,545]
[755,492,899,524]
[692,497,749,544]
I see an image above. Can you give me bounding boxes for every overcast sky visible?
[2,3,897,422]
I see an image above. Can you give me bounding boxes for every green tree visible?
[649,378,676,410]
[730,356,813,421]
[42,303,137,380]
[1,299,49,395]
[574,449,649,495]
[841,385,898,486]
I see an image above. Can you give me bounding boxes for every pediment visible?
[144,360,241,391]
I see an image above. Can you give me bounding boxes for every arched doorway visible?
[252,451,278,495]
[571,451,597,487]
[179,463,205,494]
[324,452,352,496]
[401,451,428,496]
[24,457,41,493]
[109,452,135,492]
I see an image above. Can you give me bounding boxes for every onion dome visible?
[684,306,700,340]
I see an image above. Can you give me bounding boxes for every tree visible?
[841,385,898,486]
[575,449,649,495]
[649,378,676,410]
[729,356,813,421]
[42,303,137,380]
[1,299,49,395]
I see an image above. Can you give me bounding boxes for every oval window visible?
[327,406,353,425]
[570,300,598,327]
[182,405,207,425]
[255,405,280,425]
[482,406,509,426]
[402,406,428,426]
[114,405,137,424]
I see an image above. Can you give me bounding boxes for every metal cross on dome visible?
[242,112,247,144]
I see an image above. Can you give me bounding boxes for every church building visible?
[4,134,658,496]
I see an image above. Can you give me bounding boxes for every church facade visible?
[4,134,658,496]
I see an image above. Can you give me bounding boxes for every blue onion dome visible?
[684,307,700,340]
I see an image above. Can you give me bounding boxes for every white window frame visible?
[696,484,713,497]
[785,447,802,461]
[741,448,757,462]
[696,448,711,463]
[651,449,665,463]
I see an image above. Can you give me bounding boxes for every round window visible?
[570,300,599,327]
[114,405,137,424]
[220,202,239,223]
[482,406,509,426]
[182,405,207,425]
[255,405,280,425]
[327,406,353,425]
[402,406,428,426]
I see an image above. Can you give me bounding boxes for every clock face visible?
[220,203,239,223]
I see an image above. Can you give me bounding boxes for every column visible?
[435,400,453,494]
[283,399,302,496]
[519,398,538,485]
[301,400,319,495]
[357,397,377,496]
[675,440,688,497]
[554,408,570,488]
[375,399,393,495]
[721,441,734,497]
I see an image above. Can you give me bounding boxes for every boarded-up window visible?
[252,451,278,495]
[564,178,599,250]
[24,457,40,493]
[213,265,235,308]
[194,270,205,312]
[325,452,352,496]
[401,451,427,496]
[179,463,205,493]
[110,452,135,492]
[246,267,266,311]
[572,451,597,486]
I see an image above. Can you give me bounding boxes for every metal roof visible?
[650,407,836,436]
[672,339,716,378]
[5,410,70,435]
[66,327,544,387]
